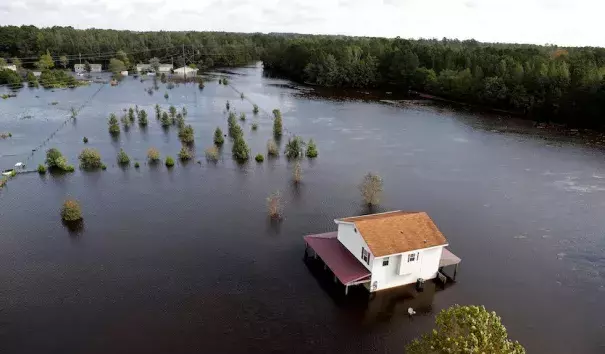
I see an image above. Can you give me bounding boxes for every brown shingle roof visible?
[339,211,448,257]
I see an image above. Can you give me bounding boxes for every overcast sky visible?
[1,0,602,47]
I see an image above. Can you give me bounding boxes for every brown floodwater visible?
[0,63,604,353]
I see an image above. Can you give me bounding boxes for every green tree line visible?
[261,36,605,128]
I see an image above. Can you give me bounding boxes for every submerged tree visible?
[117,149,130,165]
[61,199,82,221]
[108,113,120,135]
[284,136,305,159]
[178,146,192,160]
[214,127,224,146]
[306,139,318,158]
[253,104,259,115]
[267,191,283,219]
[161,112,171,127]
[155,104,161,120]
[78,148,103,169]
[360,172,383,206]
[147,147,160,163]
[232,135,250,161]
[292,161,302,183]
[267,140,279,157]
[178,125,195,144]
[406,305,526,354]
[273,109,283,138]
[59,55,68,69]
[205,146,219,162]
[138,109,148,126]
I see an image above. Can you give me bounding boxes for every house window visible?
[382,257,389,266]
[408,253,416,262]
[361,247,370,264]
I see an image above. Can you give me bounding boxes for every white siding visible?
[369,246,444,291]
[335,222,373,270]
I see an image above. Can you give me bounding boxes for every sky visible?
[0,0,603,47]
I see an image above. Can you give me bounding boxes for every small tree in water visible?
[178,146,192,160]
[360,172,383,206]
[292,161,302,184]
[253,104,259,115]
[155,104,161,120]
[214,127,224,146]
[117,149,130,165]
[138,110,148,126]
[232,135,249,161]
[225,100,230,111]
[78,148,103,169]
[406,305,526,354]
[306,139,318,158]
[147,147,160,163]
[179,125,195,144]
[161,112,171,127]
[267,191,283,219]
[61,199,82,221]
[284,136,305,159]
[273,109,283,138]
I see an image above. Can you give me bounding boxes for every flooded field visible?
[0,63,604,353]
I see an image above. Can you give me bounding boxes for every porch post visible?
[345,285,349,296]
[454,263,459,280]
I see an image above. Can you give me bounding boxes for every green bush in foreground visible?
[253,104,259,115]
[37,164,46,174]
[138,110,148,126]
[161,112,171,127]
[117,149,130,165]
[78,148,103,169]
[147,147,160,163]
[178,125,195,144]
[61,199,82,221]
[240,112,246,121]
[164,92,169,99]
[83,137,88,143]
[134,162,140,168]
[165,156,175,167]
[251,123,258,131]
[45,148,74,172]
[284,136,305,159]
[255,154,264,162]
[101,163,107,170]
[205,146,219,162]
[232,135,249,161]
[306,139,318,158]
[178,146,192,160]
[406,305,526,354]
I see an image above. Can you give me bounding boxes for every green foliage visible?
[78,148,103,169]
[267,140,279,157]
[138,109,148,126]
[61,199,82,221]
[109,58,126,74]
[164,92,169,99]
[182,106,188,117]
[225,100,230,110]
[120,115,131,128]
[45,148,70,170]
[214,127,224,146]
[147,147,160,162]
[252,104,259,115]
[178,146,192,160]
[360,172,383,206]
[406,305,525,354]
[117,149,130,165]
[37,164,46,174]
[240,92,244,99]
[223,78,229,85]
[306,139,318,158]
[161,112,171,127]
[149,57,160,72]
[0,68,22,88]
[128,107,135,122]
[155,104,161,119]
[165,156,175,167]
[26,71,38,88]
[273,109,283,138]
[84,61,91,73]
[251,123,258,131]
[255,154,264,162]
[83,136,88,143]
[178,125,195,143]
[199,82,205,89]
[39,70,79,88]
[228,113,242,138]
[231,135,250,161]
[35,50,54,70]
[70,107,78,119]
[205,146,219,162]
[239,112,246,121]
[267,191,283,219]
[134,162,140,168]
[160,73,167,83]
[284,136,305,159]
[59,56,68,69]
[101,163,107,170]
[175,113,185,128]
[169,105,177,120]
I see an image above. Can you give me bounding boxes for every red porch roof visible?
[304,232,371,285]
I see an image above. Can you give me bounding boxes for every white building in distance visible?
[74,64,102,73]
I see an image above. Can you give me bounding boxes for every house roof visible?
[338,211,448,257]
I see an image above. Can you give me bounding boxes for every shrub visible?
[164,92,169,99]
[178,125,195,144]
[251,123,258,131]
[360,172,383,206]
[218,78,222,85]
[229,124,243,139]
[239,112,246,121]
[83,137,88,143]
[223,78,229,85]
[231,135,249,161]
[128,107,135,122]
[273,110,283,138]
[253,104,259,115]
[78,148,103,169]
[101,163,107,170]
[306,139,318,158]
[182,107,188,117]
[120,115,130,128]
[161,112,171,127]
[406,305,526,354]
[63,164,75,172]
[292,161,302,183]
[255,154,264,163]
[155,104,161,119]
[214,127,224,146]
[267,140,279,157]
[134,162,140,168]
[205,146,219,162]
[108,113,118,126]
[284,136,305,159]
[169,105,177,119]
[225,100,230,110]
[45,148,64,169]
[61,199,82,221]
[117,149,130,165]
[199,82,204,89]
[109,123,120,135]
[138,110,148,126]
[178,146,192,160]
[70,107,78,119]
[240,92,244,99]
[147,147,160,162]
[37,164,46,174]
[175,113,185,128]
[165,156,175,167]
[267,191,283,219]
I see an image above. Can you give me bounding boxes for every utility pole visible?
[79,53,81,65]
[182,44,186,80]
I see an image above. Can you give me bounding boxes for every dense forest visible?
[3,26,605,127]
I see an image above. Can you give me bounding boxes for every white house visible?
[304,211,460,293]
[1,65,17,72]
[74,63,102,73]
[173,66,198,76]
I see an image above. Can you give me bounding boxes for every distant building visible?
[120,70,128,77]
[136,63,173,73]
[173,67,198,76]
[74,63,102,73]
[32,71,41,77]
[1,65,17,72]
[304,211,461,294]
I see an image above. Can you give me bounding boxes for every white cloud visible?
[1,0,603,46]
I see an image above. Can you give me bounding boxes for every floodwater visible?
[1,63,604,353]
